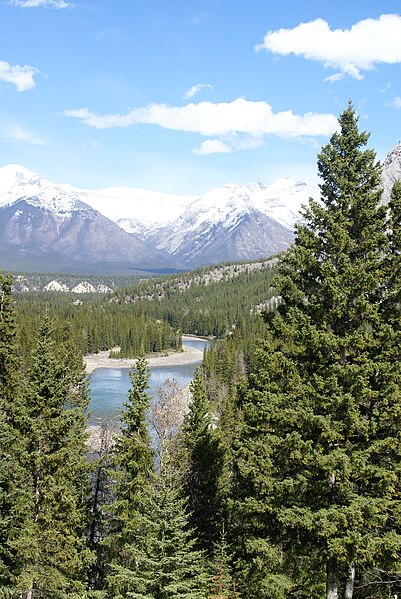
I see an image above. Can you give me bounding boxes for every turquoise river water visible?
[88,337,209,425]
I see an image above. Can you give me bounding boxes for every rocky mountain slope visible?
[147,180,311,265]
[382,142,401,202]
[0,165,177,273]
[2,140,401,274]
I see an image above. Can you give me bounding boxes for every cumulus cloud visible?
[0,60,37,91]
[10,0,73,7]
[64,98,337,141]
[184,83,213,99]
[193,139,231,155]
[256,14,401,80]
[3,124,46,145]
[192,134,266,155]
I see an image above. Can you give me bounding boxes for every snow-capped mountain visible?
[382,141,401,202]
[2,142,401,275]
[0,164,317,271]
[0,165,196,227]
[0,165,178,273]
[0,164,91,217]
[115,217,148,238]
[149,180,314,265]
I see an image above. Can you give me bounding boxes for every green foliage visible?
[109,455,208,599]
[182,366,224,553]
[107,362,208,598]
[113,259,277,340]
[106,358,154,591]
[231,103,401,597]
[15,294,181,361]
[0,273,25,587]
[10,315,93,597]
[14,259,276,362]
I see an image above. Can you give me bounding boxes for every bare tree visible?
[151,378,189,469]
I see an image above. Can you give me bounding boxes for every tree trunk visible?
[344,563,355,599]
[326,558,339,599]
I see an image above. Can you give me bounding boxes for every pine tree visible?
[0,274,25,590]
[108,363,209,598]
[110,454,208,599]
[182,366,223,553]
[233,103,401,598]
[106,357,153,594]
[208,528,239,599]
[11,315,93,598]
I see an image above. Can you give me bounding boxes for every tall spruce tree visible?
[233,103,401,598]
[106,357,153,595]
[110,452,208,599]
[107,360,209,598]
[0,274,25,590]
[11,315,93,598]
[182,365,223,554]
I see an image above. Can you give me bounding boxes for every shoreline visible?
[84,335,205,374]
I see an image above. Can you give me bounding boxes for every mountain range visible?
[0,142,400,274]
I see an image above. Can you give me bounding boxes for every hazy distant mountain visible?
[0,165,177,273]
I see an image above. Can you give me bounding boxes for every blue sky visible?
[1,0,401,194]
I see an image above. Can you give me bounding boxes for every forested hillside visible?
[14,258,277,360]
[2,104,401,598]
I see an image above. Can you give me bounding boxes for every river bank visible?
[84,335,205,374]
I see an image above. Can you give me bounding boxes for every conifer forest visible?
[2,104,401,598]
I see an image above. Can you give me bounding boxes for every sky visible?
[1,0,401,195]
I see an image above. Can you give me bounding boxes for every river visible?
[88,337,209,425]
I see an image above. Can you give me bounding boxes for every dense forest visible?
[14,258,277,361]
[2,103,401,598]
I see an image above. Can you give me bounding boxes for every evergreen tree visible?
[208,528,239,599]
[110,453,208,598]
[182,366,223,554]
[106,357,153,594]
[11,315,93,598]
[233,103,401,598]
[108,363,209,598]
[0,274,25,590]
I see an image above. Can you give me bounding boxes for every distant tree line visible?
[15,295,182,361]
[14,259,277,361]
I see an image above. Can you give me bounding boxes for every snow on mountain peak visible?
[0,164,40,195]
[175,178,315,233]
[382,141,401,202]
[0,164,93,217]
[0,163,316,236]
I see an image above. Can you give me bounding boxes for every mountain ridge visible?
[1,141,400,273]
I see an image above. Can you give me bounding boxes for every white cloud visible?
[256,14,401,80]
[379,82,392,93]
[193,139,231,155]
[193,134,266,155]
[0,60,37,91]
[64,99,337,144]
[184,83,213,99]
[10,0,73,7]
[3,124,46,145]
[390,96,401,109]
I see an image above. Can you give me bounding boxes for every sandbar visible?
[84,335,205,374]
